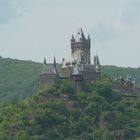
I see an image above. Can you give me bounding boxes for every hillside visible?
[102,65,140,86]
[0,57,140,103]
[0,79,140,140]
[0,57,42,103]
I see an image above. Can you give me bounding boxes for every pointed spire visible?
[54,56,56,65]
[75,28,86,42]
[44,58,47,65]
[94,56,96,65]
[96,55,100,66]
[53,56,58,74]
[71,34,75,42]
[87,34,90,41]
[80,28,85,39]
[41,58,48,75]
[94,55,101,72]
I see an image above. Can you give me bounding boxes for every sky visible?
[0,0,140,67]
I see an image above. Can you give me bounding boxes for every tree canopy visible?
[0,78,140,140]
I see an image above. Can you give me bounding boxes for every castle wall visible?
[39,74,56,87]
[81,71,100,83]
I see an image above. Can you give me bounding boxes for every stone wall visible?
[39,74,57,87]
[71,41,91,64]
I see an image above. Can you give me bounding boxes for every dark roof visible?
[75,28,86,42]
[41,64,57,75]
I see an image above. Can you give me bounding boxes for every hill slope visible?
[102,65,140,86]
[0,79,140,140]
[0,57,140,103]
[0,57,42,103]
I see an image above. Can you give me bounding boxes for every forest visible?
[0,78,140,139]
[0,57,140,139]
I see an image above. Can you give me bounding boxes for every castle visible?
[39,28,101,87]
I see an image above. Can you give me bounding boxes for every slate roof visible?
[41,64,57,75]
[75,28,86,42]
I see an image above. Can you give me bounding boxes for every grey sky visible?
[0,0,139,67]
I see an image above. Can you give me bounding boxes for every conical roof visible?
[53,56,58,74]
[71,34,75,41]
[94,55,100,66]
[96,55,100,66]
[75,28,86,42]
[87,34,90,40]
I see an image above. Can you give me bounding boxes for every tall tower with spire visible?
[71,28,91,64]
[39,28,101,87]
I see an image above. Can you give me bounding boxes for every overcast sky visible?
[0,0,140,67]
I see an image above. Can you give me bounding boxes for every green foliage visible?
[56,80,76,95]
[0,57,140,139]
[0,57,42,103]
[0,78,140,139]
[92,78,112,97]
[0,57,140,104]
[101,65,140,86]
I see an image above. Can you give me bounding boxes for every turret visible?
[44,58,47,65]
[94,55,101,72]
[53,56,58,74]
[71,35,75,42]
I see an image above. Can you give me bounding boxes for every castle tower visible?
[71,28,91,64]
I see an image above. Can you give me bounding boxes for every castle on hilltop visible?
[39,28,101,87]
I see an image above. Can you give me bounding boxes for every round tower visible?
[71,28,91,64]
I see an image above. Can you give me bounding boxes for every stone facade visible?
[39,58,58,87]
[39,28,101,86]
[71,28,91,64]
